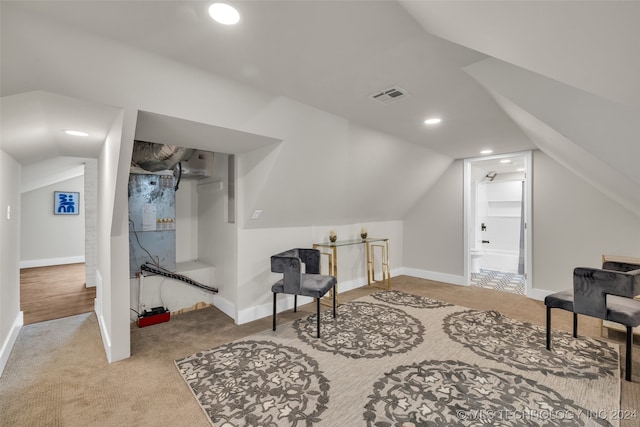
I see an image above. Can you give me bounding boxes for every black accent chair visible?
[545,258,640,381]
[271,248,337,338]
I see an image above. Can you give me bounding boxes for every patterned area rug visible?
[175,290,620,426]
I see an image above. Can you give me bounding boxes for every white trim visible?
[463,151,533,294]
[523,151,534,296]
[0,311,24,378]
[96,311,112,363]
[20,256,85,269]
[527,288,553,302]
[235,271,408,325]
[402,267,466,286]
[236,294,313,325]
[213,295,236,321]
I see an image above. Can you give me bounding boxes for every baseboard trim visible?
[207,269,552,325]
[0,311,24,378]
[402,267,466,286]
[213,295,236,321]
[20,256,85,269]
[234,272,398,325]
[527,288,552,302]
[96,311,112,363]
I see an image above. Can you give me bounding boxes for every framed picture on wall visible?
[54,191,80,215]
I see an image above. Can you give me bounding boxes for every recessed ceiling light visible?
[209,3,240,25]
[63,129,89,137]
[517,168,525,172]
[424,117,442,125]
[480,149,493,155]
[500,159,512,164]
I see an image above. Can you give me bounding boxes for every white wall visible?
[175,179,198,263]
[402,152,640,295]
[479,180,522,252]
[197,153,237,318]
[531,150,640,293]
[0,149,22,377]
[84,160,98,287]
[95,110,128,363]
[240,99,451,228]
[20,175,85,267]
[403,160,464,283]
[235,220,403,324]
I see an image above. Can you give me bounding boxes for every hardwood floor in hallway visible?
[20,263,96,325]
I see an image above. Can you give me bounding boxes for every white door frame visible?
[463,151,533,295]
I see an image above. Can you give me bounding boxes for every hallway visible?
[20,263,95,324]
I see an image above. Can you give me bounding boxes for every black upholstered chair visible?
[545,258,640,381]
[271,248,337,338]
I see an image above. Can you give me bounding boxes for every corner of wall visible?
[212,295,236,322]
[96,311,112,362]
[0,311,24,378]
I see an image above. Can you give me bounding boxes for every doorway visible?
[463,151,532,295]
[19,161,95,324]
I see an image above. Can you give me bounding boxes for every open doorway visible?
[19,162,96,324]
[464,151,532,296]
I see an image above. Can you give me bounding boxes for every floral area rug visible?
[175,290,620,426]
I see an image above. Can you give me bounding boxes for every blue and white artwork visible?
[54,191,80,215]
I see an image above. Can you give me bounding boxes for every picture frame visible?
[54,191,80,215]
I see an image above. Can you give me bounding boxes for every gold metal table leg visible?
[367,240,391,290]
[315,245,339,307]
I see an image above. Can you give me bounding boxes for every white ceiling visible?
[1,90,122,191]
[2,0,638,208]
[400,0,640,109]
[1,0,535,170]
[135,110,281,154]
[1,91,120,165]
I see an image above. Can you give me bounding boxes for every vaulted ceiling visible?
[1,1,639,216]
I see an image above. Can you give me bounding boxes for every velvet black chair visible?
[271,248,337,338]
[545,258,640,381]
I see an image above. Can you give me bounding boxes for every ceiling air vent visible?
[369,86,410,104]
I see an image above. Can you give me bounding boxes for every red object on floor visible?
[137,312,170,328]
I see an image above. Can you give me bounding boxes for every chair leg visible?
[294,295,297,312]
[546,306,551,351]
[626,326,632,382]
[316,297,321,338]
[573,312,578,338]
[272,292,277,331]
[332,286,336,318]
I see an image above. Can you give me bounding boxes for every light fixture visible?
[424,117,442,125]
[500,159,512,164]
[209,3,240,25]
[480,149,493,155]
[517,168,525,172]
[63,129,89,137]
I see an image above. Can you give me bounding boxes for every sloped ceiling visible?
[1,0,533,160]
[1,91,121,192]
[400,1,640,108]
[401,0,640,217]
[2,1,639,219]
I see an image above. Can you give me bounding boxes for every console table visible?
[313,237,390,305]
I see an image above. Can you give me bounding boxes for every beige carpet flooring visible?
[1,276,638,426]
